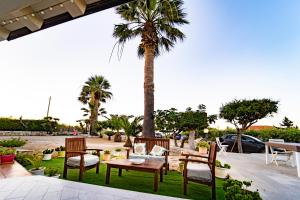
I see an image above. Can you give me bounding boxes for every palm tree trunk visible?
[90,101,100,136]
[124,136,132,147]
[142,46,155,138]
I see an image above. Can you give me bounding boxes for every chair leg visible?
[212,184,216,200]
[63,165,67,179]
[96,162,99,174]
[183,178,187,195]
[79,168,84,181]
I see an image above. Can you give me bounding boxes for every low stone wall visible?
[0,131,48,136]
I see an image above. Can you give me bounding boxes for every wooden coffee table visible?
[105,159,164,192]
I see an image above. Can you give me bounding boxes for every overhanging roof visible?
[0,0,132,42]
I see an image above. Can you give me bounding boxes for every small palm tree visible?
[106,114,123,142]
[120,115,143,147]
[79,75,112,135]
[113,0,188,137]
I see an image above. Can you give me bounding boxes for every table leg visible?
[118,168,122,176]
[106,165,111,184]
[154,171,158,192]
[265,144,269,164]
[160,167,163,182]
[295,152,300,178]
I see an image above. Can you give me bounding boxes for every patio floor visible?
[218,152,300,200]
[0,176,186,200]
[0,162,31,179]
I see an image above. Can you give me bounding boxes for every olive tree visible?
[180,106,208,150]
[220,99,279,153]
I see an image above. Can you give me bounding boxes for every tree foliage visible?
[219,98,279,153]
[78,75,112,135]
[280,117,294,128]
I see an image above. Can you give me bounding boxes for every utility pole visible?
[46,96,51,118]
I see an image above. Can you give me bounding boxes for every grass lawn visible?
[31,158,225,200]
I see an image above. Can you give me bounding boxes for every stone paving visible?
[0,176,185,200]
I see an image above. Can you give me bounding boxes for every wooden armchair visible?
[63,137,102,181]
[126,137,170,174]
[180,142,217,200]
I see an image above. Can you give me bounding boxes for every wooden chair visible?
[63,137,102,181]
[126,137,170,174]
[180,142,217,200]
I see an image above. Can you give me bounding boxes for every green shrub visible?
[216,160,231,169]
[223,178,262,200]
[26,154,43,170]
[45,167,59,176]
[0,147,16,155]
[206,128,300,143]
[15,153,32,166]
[0,138,26,147]
[43,149,54,154]
[196,141,210,149]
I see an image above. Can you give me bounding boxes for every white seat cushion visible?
[67,154,99,167]
[133,143,146,155]
[129,153,165,162]
[149,145,166,156]
[187,162,212,182]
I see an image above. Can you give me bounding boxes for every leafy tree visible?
[280,117,294,128]
[180,106,208,150]
[219,99,279,153]
[155,108,182,146]
[41,116,59,134]
[113,0,188,137]
[78,75,112,135]
[120,115,143,147]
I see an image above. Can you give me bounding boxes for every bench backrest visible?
[133,137,170,155]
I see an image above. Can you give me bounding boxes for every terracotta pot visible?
[198,147,208,154]
[57,151,65,158]
[29,167,45,176]
[43,154,52,161]
[0,154,15,164]
[215,167,228,178]
[103,154,110,161]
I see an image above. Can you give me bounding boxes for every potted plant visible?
[26,154,45,175]
[215,160,231,178]
[103,150,111,161]
[0,147,16,164]
[55,146,65,158]
[45,167,60,178]
[178,161,185,174]
[113,148,122,157]
[197,141,210,154]
[42,149,54,160]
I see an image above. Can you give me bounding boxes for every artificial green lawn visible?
[32,158,225,200]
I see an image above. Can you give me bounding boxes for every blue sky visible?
[0,0,299,128]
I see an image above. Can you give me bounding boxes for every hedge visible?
[207,128,300,143]
[0,118,52,131]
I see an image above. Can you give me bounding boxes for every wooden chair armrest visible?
[66,151,86,155]
[85,148,103,152]
[179,158,210,165]
[125,147,131,159]
[181,153,208,159]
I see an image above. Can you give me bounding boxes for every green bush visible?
[0,138,26,147]
[15,153,32,166]
[207,128,300,143]
[223,178,262,200]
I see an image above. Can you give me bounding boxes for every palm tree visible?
[113,0,188,137]
[78,75,112,135]
[120,115,143,147]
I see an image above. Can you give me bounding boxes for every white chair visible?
[269,139,294,167]
[216,137,228,154]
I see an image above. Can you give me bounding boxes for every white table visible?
[265,142,300,177]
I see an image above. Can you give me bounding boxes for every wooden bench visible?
[126,137,170,174]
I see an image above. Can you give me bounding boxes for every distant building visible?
[248,125,274,131]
